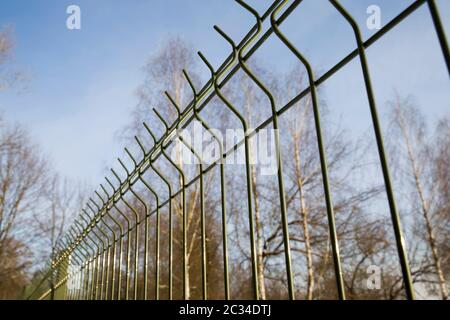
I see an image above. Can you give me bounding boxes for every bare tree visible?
[0,237,31,299]
[29,174,88,299]
[223,63,382,299]
[0,117,49,298]
[114,36,448,301]
[120,36,227,300]
[431,119,450,279]
[388,95,449,299]
[122,36,200,141]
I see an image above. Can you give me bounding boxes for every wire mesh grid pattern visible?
[27,0,449,300]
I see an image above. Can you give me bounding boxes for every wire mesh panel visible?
[27,0,449,301]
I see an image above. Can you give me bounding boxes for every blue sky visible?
[0,0,449,186]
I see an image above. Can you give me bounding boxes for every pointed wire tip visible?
[235,0,247,7]
[197,51,206,61]
[213,25,224,34]
[234,0,259,19]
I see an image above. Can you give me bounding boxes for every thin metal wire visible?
[427,0,450,74]
[329,0,414,300]
[271,0,344,300]
[184,67,230,300]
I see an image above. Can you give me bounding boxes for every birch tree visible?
[388,96,449,299]
[121,36,224,299]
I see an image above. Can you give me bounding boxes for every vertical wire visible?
[201,14,259,298]
[183,67,230,299]
[236,0,295,299]
[271,0,345,299]
[329,0,415,299]
[427,0,450,74]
